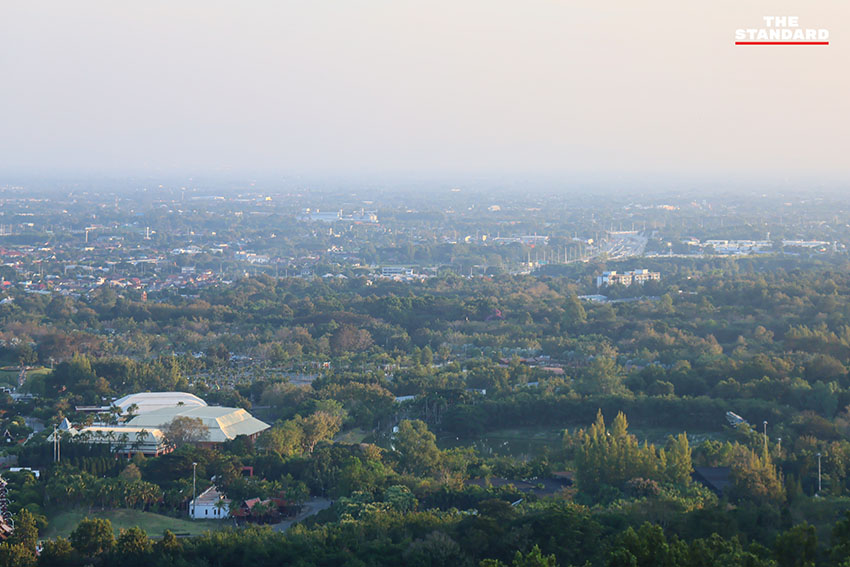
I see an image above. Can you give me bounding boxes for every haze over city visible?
[5,2,850,566]
[2,0,849,183]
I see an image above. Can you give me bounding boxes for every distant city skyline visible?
[1,1,848,182]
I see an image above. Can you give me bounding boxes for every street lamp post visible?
[817,453,822,494]
[763,421,768,458]
[192,462,198,518]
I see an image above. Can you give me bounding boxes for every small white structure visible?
[9,467,39,479]
[189,486,231,519]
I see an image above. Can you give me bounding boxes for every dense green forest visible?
[3,255,850,565]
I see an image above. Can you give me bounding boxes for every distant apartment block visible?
[597,269,660,287]
[704,239,770,254]
[303,209,343,223]
[492,235,549,245]
[300,209,378,223]
[381,266,415,277]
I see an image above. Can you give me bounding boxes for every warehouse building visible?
[127,405,270,444]
[59,392,269,456]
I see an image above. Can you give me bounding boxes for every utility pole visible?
[192,462,198,518]
[53,425,60,463]
[817,453,822,494]
[763,420,768,459]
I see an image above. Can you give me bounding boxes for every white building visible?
[127,405,270,443]
[381,266,414,277]
[597,269,660,287]
[111,392,208,416]
[300,209,343,223]
[189,486,231,519]
[50,425,172,456]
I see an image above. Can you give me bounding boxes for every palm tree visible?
[94,480,111,509]
[140,481,161,510]
[131,429,148,453]
[107,405,123,425]
[114,432,130,456]
[213,498,228,518]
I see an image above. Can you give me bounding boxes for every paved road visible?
[272,497,332,532]
[603,233,648,259]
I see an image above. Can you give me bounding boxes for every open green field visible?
[335,427,368,444]
[44,508,228,540]
[0,369,22,387]
[0,366,50,388]
[439,425,728,459]
[439,426,564,458]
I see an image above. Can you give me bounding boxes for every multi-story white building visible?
[381,266,415,277]
[597,269,660,287]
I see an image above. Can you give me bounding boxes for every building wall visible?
[597,269,660,287]
[189,502,230,519]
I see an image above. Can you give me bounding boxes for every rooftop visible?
[191,485,230,506]
[127,405,270,442]
[112,392,207,415]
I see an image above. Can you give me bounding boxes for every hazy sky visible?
[1,1,848,181]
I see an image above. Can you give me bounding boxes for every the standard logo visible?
[735,16,829,45]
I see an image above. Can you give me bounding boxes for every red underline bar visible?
[735,41,829,45]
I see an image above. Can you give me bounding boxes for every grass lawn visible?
[44,508,228,540]
[0,370,20,388]
[0,366,50,388]
[438,426,566,458]
[335,427,368,444]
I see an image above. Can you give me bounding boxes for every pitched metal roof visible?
[127,406,270,442]
[112,392,207,415]
[692,466,732,495]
